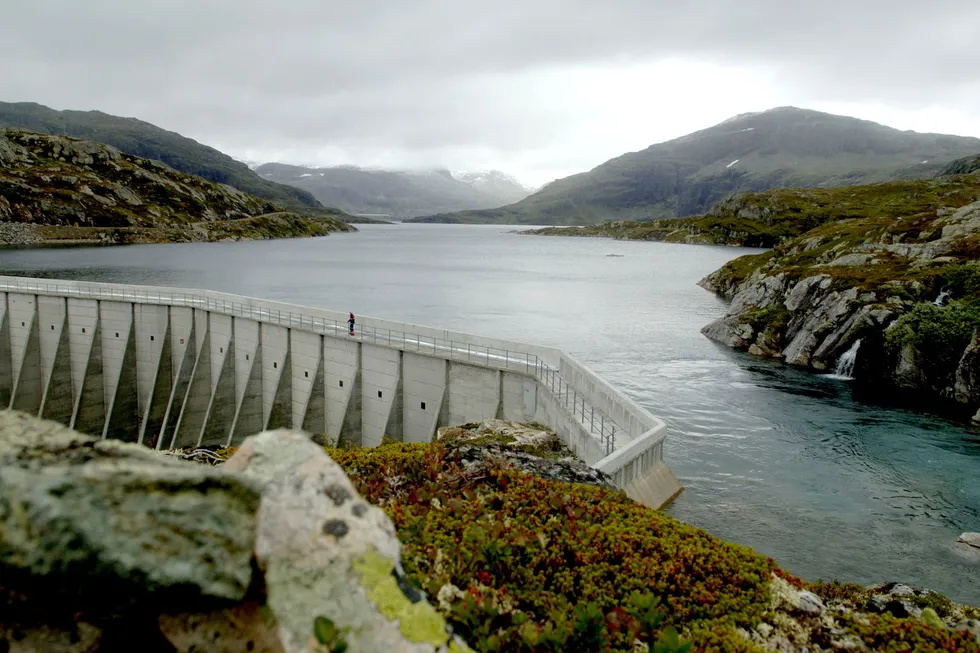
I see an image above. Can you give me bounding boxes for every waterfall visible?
[934,287,952,306]
[833,339,861,379]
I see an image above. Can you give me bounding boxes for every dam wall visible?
[0,276,681,508]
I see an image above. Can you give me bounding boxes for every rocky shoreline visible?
[699,197,980,421]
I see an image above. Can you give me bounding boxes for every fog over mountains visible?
[256,163,533,218]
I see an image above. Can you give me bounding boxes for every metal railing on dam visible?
[0,276,682,509]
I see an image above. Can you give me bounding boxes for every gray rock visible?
[957,532,980,549]
[455,443,616,490]
[823,253,873,267]
[784,274,831,312]
[954,335,980,405]
[700,316,756,349]
[225,430,472,653]
[0,410,261,613]
[797,590,825,615]
[728,273,788,315]
[939,200,980,239]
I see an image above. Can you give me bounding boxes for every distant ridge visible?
[256,163,532,218]
[405,106,980,225]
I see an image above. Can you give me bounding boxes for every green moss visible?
[352,547,471,650]
[885,301,980,380]
[825,612,977,652]
[806,579,868,604]
[908,591,957,619]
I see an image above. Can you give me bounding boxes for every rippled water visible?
[1,224,978,603]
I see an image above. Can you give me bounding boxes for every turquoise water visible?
[1,223,977,603]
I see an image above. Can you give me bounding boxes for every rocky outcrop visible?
[699,198,980,418]
[436,419,616,490]
[0,411,470,653]
[0,129,354,245]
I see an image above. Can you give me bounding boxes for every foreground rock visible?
[0,411,261,614]
[224,431,471,653]
[0,411,470,653]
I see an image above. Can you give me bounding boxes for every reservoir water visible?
[1,223,978,604]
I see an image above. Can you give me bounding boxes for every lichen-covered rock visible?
[0,410,261,613]
[436,419,616,490]
[224,430,472,653]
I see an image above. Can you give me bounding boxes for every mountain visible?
[405,107,980,225]
[256,163,531,218]
[0,101,325,214]
[524,171,980,248]
[0,129,352,245]
[942,152,980,176]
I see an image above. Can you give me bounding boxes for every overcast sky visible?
[2,0,979,187]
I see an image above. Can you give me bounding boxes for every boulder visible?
[0,410,261,614]
[700,316,756,349]
[0,412,472,653]
[223,430,472,653]
[958,532,980,549]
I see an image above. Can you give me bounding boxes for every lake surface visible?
[2,223,978,604]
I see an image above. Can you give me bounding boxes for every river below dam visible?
[1,223,978,604]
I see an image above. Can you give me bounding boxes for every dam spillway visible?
[0,275,681,509]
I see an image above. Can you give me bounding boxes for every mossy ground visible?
[203,437,979,652]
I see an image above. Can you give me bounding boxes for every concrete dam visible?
[0,276,682,509]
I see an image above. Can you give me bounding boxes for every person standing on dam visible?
[348,312,355,336]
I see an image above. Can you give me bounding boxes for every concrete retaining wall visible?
[0,276,682,509]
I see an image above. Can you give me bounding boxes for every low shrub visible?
[885,301,980,380]
[330,442,777,651]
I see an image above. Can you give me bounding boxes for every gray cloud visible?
[2,0,978,182]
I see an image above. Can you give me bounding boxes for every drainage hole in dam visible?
[274,362,278,369]
[305,371,309,378]
[339,380,343,387]
[150,335,154,341]
[51,324,54,330]
[115,332,119,337]
[421,401,426,410]
[378,390,382,398]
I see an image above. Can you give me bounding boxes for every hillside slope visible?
[0,129,353,245]
[0,101,325,214]
[408,107,980,225]
[525,172,980,247]
[257,163,531,218]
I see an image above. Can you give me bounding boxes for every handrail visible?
[0,275,635,456]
